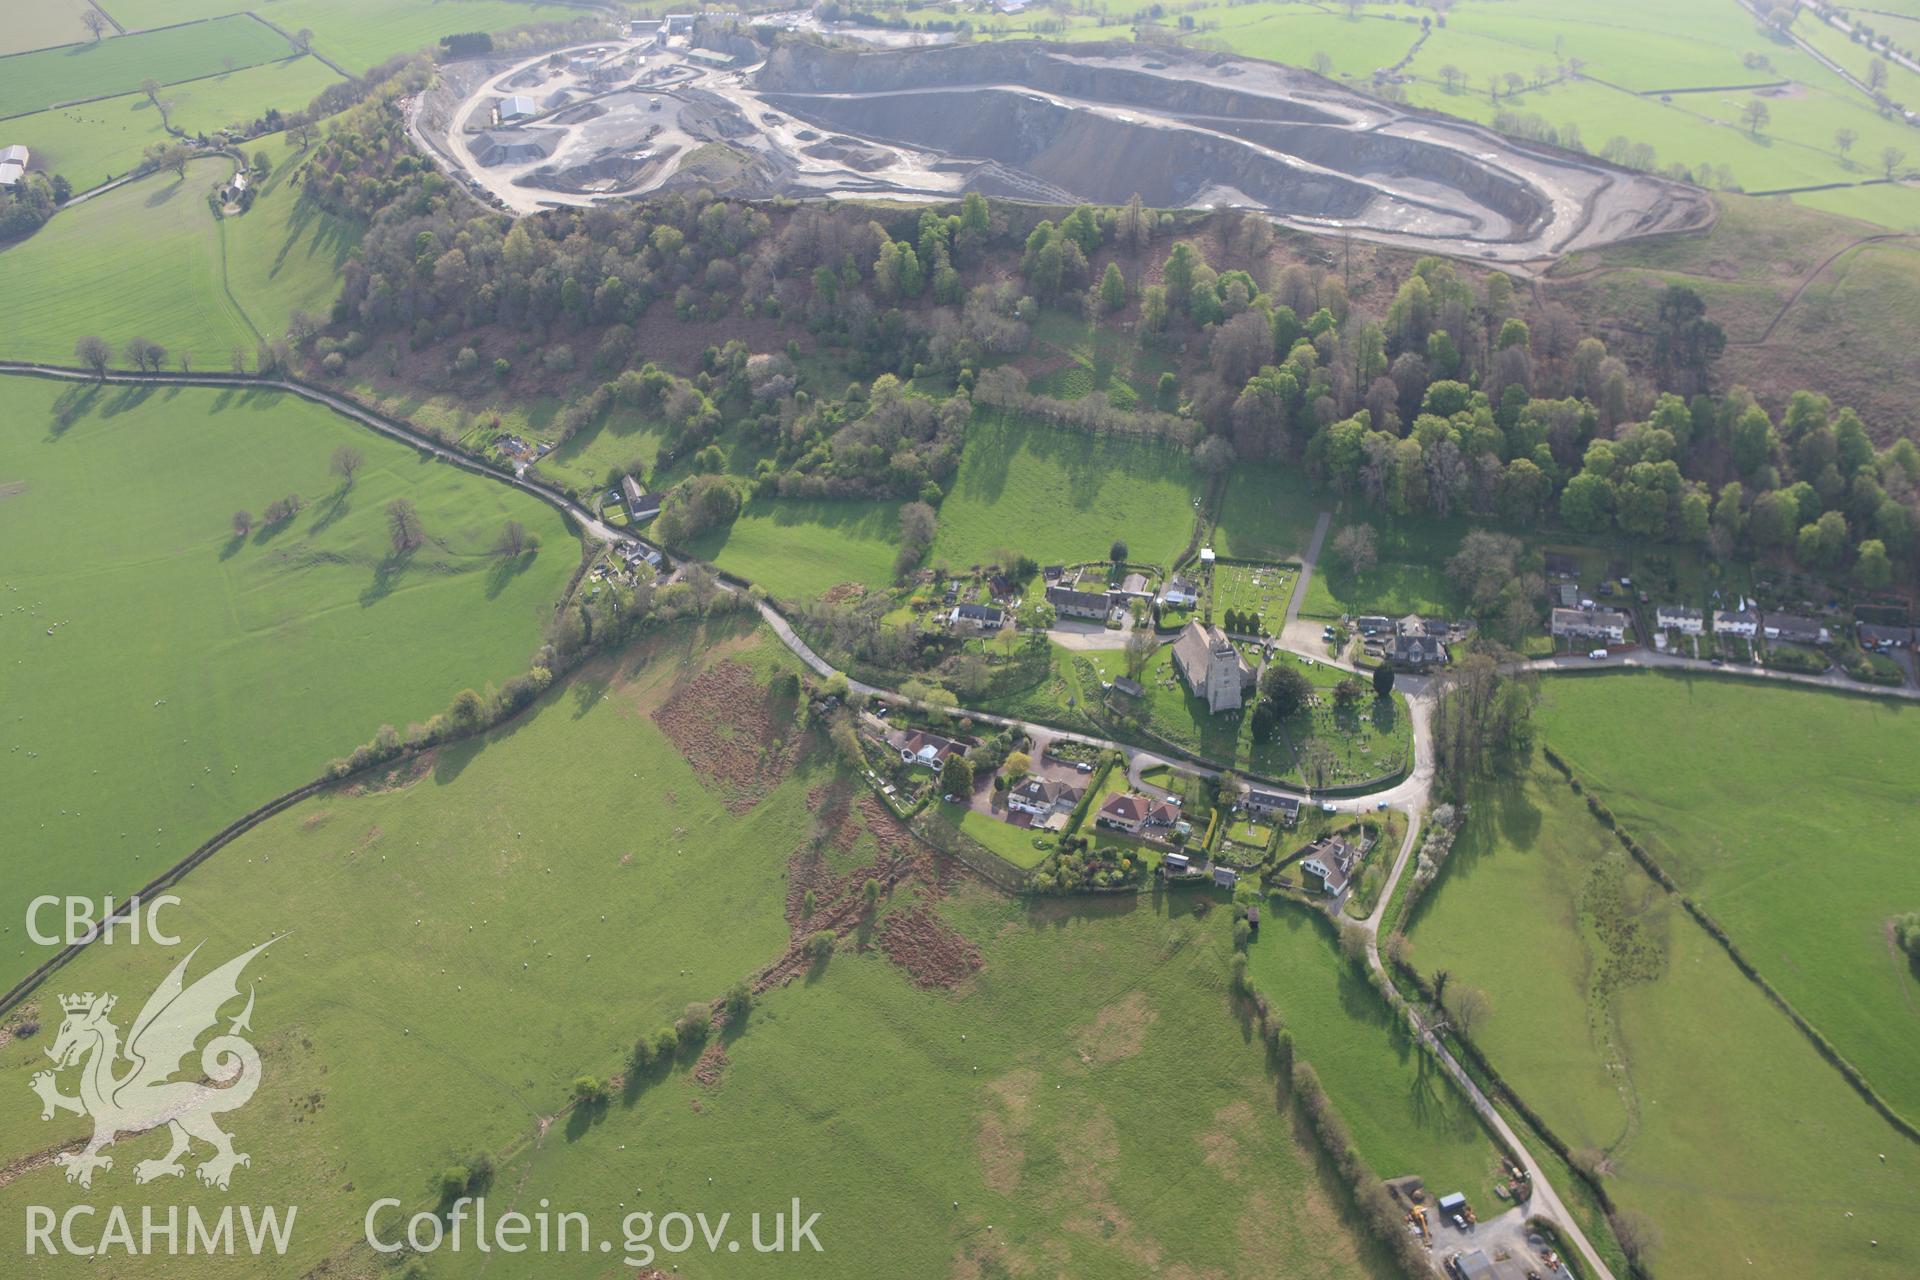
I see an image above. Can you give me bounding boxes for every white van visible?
[1588,648,1608,660]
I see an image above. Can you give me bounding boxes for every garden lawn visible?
[688,496,903,602]
[931,800,1052,870]
[0,623,829,1279]
[1246,903,1503,1204]
[0,158,256,363]
[1409,758,1920,1280]
[932,410,1202,571]
[1535,670,1920,1125]
[0,374,575,991]
[459,885,1399,1280]
[0,15,293,117]
[1211,460,1322,562]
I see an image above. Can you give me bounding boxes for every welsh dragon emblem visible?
[30,939,277,1190]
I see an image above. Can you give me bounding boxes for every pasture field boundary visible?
[0,12,267,63]
[1539,744,1920,1145]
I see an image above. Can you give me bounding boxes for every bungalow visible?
[1354,615,1391,637]
[1160,575,1200,609]
[894,729,963,769]
[1171,620,1255,713]
[1096,793,1179,834]
[1097,793,1151,833]
[1244,789,1301,825]
[949,602,1006,631]
[1713,608,1759,638]
[1764,613,1829,646]
[1859,622,1914,650]
[1299,837,1357,897]
[1007,777,1080,818]
[1655,604,1704,636]
[1551,607,1630,644]
[1046,584,1109,620]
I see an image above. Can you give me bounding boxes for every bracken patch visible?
[878,905,983,989]
[651,661,799,813]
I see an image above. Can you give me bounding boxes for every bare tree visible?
[1124,626,1158,679]
[1332,523,1378,575]
[1311,51,1333,77]
[292,27,314,54]
[232,510,253,538]
[329,445,364,489]
[1835,127,1858,161]
[230,345,249,374]
[82,9,108,41]
[74,335,111,379]
[1445,984,1492,1037]
[1739,98,1770,136]
[1612,1210,1662,1270]
[1869,57,1889,95]
[494,520,535,558]
[177,351,191,373]
[1883,146,1908,179]
[140,77,160,107]
[1438,63,1463,92]
[385,498,423,554]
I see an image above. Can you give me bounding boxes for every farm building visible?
[1655,604,1704,635]
[1450,1250,1496,1280]
[948,602,1005,631]
[620,476,661,522]
[1046,583,1108,620]
[1551,607,1630,643]
[1171,620,1254,714]
[0,145,28,187]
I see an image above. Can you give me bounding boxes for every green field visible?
[931,411,1202,572]
[464,884,1394,1280]
[0,374,576,990]
[1534,671,1920,1125]
[1297,517,1465,622]
[1023,309,1177,407]
[1246,904,1503,1204]
[0,140,348,365]
[1210,461,1323,562]
[1409,756,1920,1280]
[0,0,99,55]
[4,53,340,192]
[688,496,903,601]
[0,626,1395,1279]
[0,158,257,363]
[0,15,293,118]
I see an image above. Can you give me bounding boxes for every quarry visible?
[412,32,1715,266]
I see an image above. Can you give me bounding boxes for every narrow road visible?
[1280,508,1336,656]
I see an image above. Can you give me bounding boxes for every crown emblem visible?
[59,992,113,1015]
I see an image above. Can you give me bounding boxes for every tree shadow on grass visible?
[431,734,484,787]
[47,383,101,439]
[360,546,414,607]
[484,547,536,600]
[308,486,351,536]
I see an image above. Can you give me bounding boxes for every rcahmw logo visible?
[21,939,298,1258]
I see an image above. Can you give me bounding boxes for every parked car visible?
[1320,801,1337,813]
[1588,648,1609,660]
[1076,761,1093,773]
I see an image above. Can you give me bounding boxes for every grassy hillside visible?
[1409,757,1920,1280]
[688,496,904,600]
[222,132,359,339]
[1534,670,1920,1125]
[0,624,1394,1280]
[0,374,575,989]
